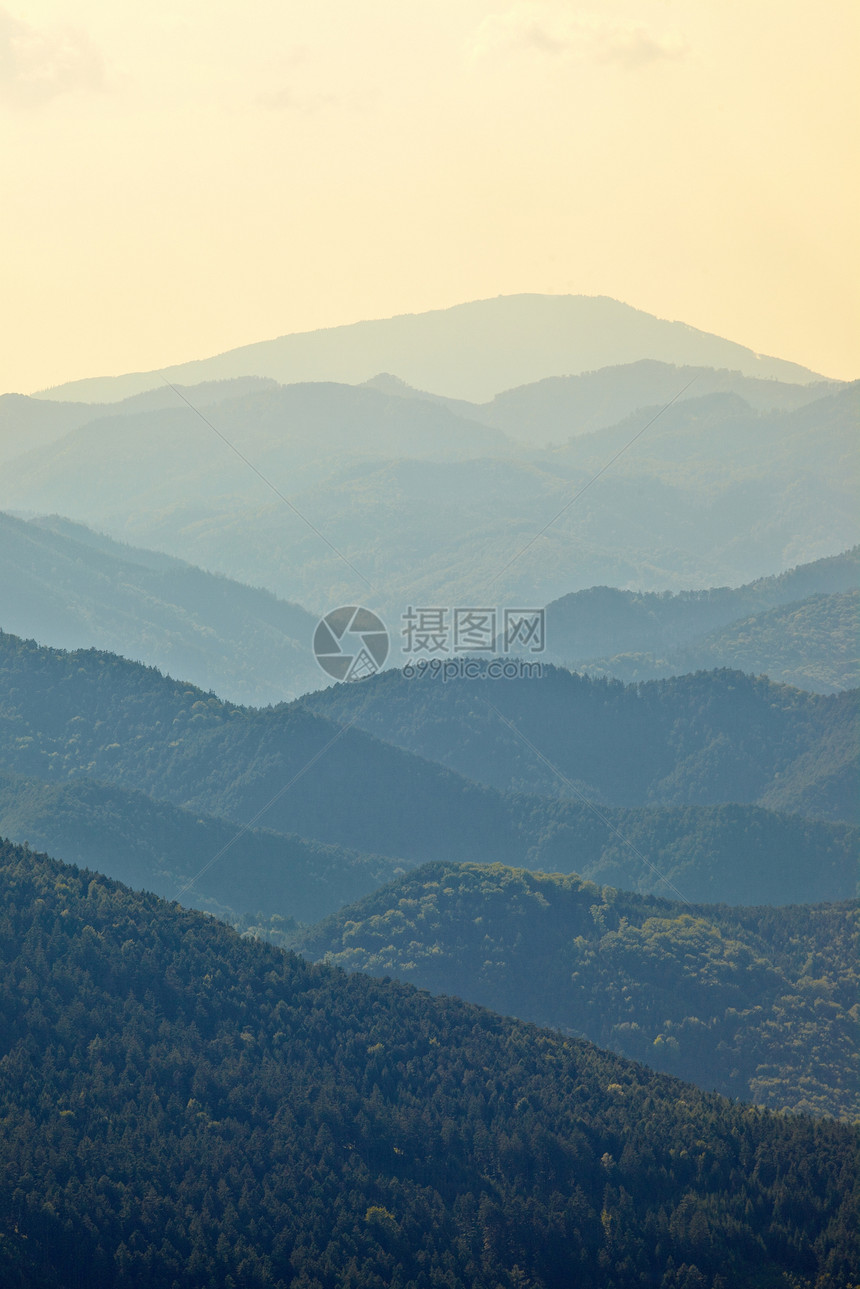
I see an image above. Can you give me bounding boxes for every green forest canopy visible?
[299,862,860,1120]
[0,838,857,1288]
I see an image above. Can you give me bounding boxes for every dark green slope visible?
[1,632,857,905]
[0,633,857,905]
[0,838,857,1288]
[0,630,525,867]
[301,664,859,825]
[300,862,860,1120]
[0,772,402,929]
[558,801,858,905]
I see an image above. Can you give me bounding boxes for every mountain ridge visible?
[538,547,860,691]
[3,380,856,612]
[298,859,860,1119]
[32,295,825,404]
[1,836,856,1287]
[301,663,859,825]
[366,359,844,446]
[0,631,856,904]
[578,590,859,693]
[0,769,404,929]
[0,510,322,704]
[0,376,279,464]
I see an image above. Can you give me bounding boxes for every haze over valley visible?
[1,11,858,1271]
[2,302,856,621]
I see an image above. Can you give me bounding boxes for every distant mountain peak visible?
[31,294,825,405]
[361,372,417,394]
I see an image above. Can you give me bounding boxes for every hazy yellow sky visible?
[1,0,857,394]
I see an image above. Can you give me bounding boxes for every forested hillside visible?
[660,591,859,692]
[0,511,321,704]
[4,16,856,1284]
[0,772,402,929]
[300,862,860,1120]
[0,838,857,1288]
[0,633,856,905]
[580,590,859,693]
[302,664,859,824]
[541,546,859,666]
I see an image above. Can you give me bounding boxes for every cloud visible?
[0,7,105,107]
[469,5,687,69]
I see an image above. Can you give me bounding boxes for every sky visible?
[1,0,858,395]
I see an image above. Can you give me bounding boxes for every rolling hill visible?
[541,546,860,663]
[581,590,859,693]
[300,861,860,1120]
[369,359,841,446]
[301,664,859,825]
[4,366,857,618]
[0,837,857,1288]
[2,382,856,617]
[0,633,856,905]
[0,771,403,929]
[3,296,855,1289]
[0,377,278,464]
[1,509,853,714]
[1,378,514,532]
[0,511,322,705]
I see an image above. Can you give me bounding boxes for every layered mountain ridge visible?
[0,837,857,1288]
[299,860,860,1119]
[33,295,826,404]
[0,632,856,908]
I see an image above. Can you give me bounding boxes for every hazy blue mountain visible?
[582,590,859,693]
[32,294,823,404]
[0,393,98,464]
[537,548,860,690]
[0,511,322,704]
[474,361,840,439]
[0,631,856,904]
[302,664,859,825]
[0,770,403,928]
[367,359,842,446]
[543,546,860,659]
[0,379,514,568]
[532,382,856,488]
[0,376,278,463]
[3,839,857,1288]
[2,382,856,615]
[300,861,860,1119]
